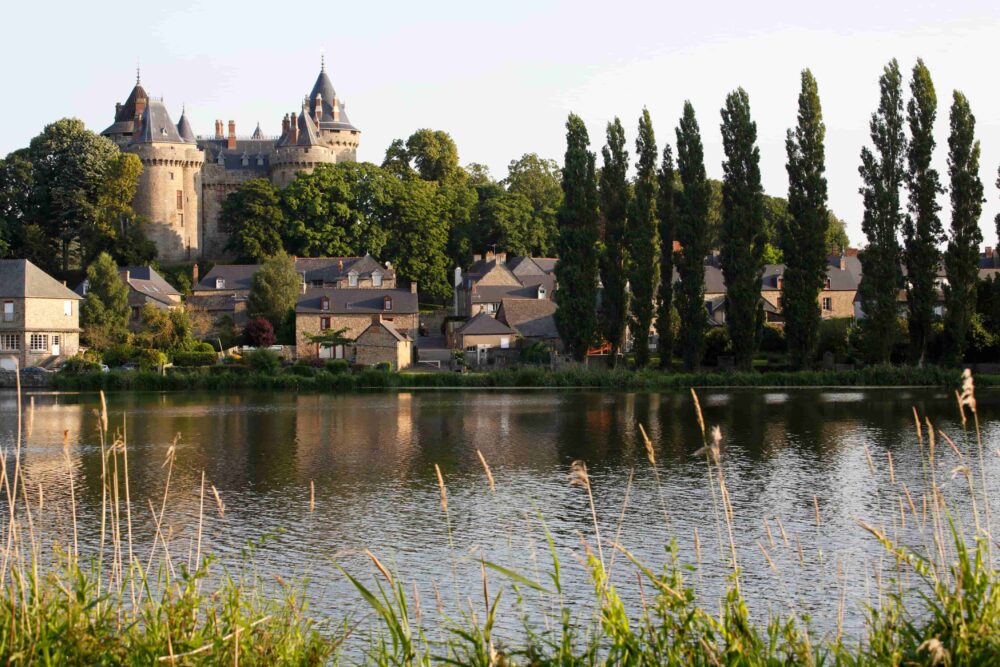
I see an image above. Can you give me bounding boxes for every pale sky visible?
[3,0,999,246]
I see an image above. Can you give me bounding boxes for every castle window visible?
[256,155,264,166]
[178,213,184,228]
[176,191,183,210]
[170,172,175,180]
[241,154,249,167]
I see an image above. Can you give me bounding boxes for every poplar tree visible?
[656,145,677,369]
[674,102,712,371]
[783,69,829,369]
[902,59,944,366]
[598,118,630,367]
[857,60,906,363]
[554,114,600,361]
[943,91,984,365]
[719,89,766,370]
[628,109,660,367]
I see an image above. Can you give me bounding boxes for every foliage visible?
[816,317,853,363]
[132,303,193,351]
[628,109,661,368]
[243,316,277,348]
[305,327,353,350]
[554,114,600,361]
[245,348,282,374]
[903,59,945,366]
[719,89,766,371]
[784,70,830,369]
[759,323,786,353]
[519,340,552,364]
[171,350,219,367]
[81,252,131,350]
[248,250,301,325]
[598,118,630,366]
[857,60,907,364]
[702,326,732,366]
[383,175,454,300]
[221,178,286,262]
[60,355,103,374]
[943,91,984,365]
[674,102,712,371]
[655,146,678,369]
[325,358,350,374]
[503,153,563,255]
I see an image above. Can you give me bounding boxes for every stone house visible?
[453,251,555,317]
[452,312,518,365]
[75,266,181,320]
[496,298,561,350]
[295,285,418,361]
[0,259,82,369]
[353,315,413,369]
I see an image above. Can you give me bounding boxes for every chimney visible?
[986,246,994,258]
[227,120,236,150]
[410,282,418,294]
[332,97,340,122]
[338,259,344,273]
[115,102,122,115]
[281,114,290,136]
[473,253,482,263]
[486,250,495,262]
[314,93,323,124]
[289,112,298,144]
[192,263,199,285]
[215,119,224,139]
[371,314,382,325]
[496,252,507,265]
[839,254,846,270]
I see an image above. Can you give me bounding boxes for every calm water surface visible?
[3,387,999,646]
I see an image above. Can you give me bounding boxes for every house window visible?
[30,334,48,352]
[320,317,331,330]
[500,337,510,349]
[383,296,392,311]
[822,297,833,311]
[320,297,330,311]
[348,272,358,287]
[64,300,72,316]
[0,334,19,350]
[372,272,382,287]
[176,191,183,210]
[215,278,226,289]
[3,301,12,322]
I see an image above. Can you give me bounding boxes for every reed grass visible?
[2,375,999,665]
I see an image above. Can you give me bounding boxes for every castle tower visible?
[306,58,360,161]
[127,101,205,262]
[101,69,149,148]
[270,100,338,187]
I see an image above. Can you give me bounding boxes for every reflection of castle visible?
[101,60,360,262]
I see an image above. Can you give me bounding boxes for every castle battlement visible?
[101,62,360,263]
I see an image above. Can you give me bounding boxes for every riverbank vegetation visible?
[3,374,999,663]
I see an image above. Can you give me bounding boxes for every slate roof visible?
[296,103,321,146]
[134,101,184,144]
[497,298,558,339]
[456,312,518,336]
[122,266,181,306]
[102,82,148,136]
[196,264,261,292]
[251,123,265,140]
[472,284,547,303]
[359,319,412,342]
[308,67,358,132]
[296,288,418,315]
[0,260,81,300]
[508,256,558,276]
[176,111,197,143]
[197,257,395,292]
[186,293,245,313]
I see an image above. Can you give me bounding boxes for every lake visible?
[2,387,998,646]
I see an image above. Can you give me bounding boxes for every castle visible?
[101,60,360,262]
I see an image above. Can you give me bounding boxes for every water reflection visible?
[2,387,997,644]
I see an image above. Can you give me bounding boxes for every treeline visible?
[554,59,998,369]
[0,119,155,274]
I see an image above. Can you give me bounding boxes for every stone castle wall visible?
[129,142,204,262]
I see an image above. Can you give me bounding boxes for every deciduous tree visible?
[248,250,301,326]
[81,252,130,349]
[221,178,285,262]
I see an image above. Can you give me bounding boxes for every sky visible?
[3,0,999,246]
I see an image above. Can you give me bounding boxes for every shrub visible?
[172,351,218,367]
[520,341,552,365]
[286,364,316,377]
[102,344,135,367]
[60,356,102,374]
[243,316,276,348]
[817,317,852,363]
[759,324,786,354]
[324,359,350,374]
[135,348,167,370]
[245,349,281,374]
[702,327,731,366]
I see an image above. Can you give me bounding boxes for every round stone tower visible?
[127,101,205,262]
[270,103,338,187]
[307,58,360,161]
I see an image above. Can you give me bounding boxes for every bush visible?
[702,327,731,366]
[60,356,102,374]
[102,344,135,367]
[324,359,350,374]
[135,348,167,371]
[520,341,551,365]
[172,351,218,367]
[245,349,281,374]
[286,364,316,377]
[243,316,276,348]
[759,324,786,354]
[817,318,852,363]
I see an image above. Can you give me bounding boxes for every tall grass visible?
[2,374,999,664]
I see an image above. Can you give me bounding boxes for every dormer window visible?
[348,271,358,287]
[320,296,330,311]
[372,271,383,287]
[215,278,225,289]
[383,296,392,311]
[256,154,264,166]
[241,153,249,167]
[537,285,547,299]
[216,152,225,165]
[825,277,832,289]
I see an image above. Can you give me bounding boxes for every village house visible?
[353,315,413,370]
[295,284,418,363]
[75,266,181,319]
[451,312,519,366]
[453,251,555,317]
[496,298,561,350]
[0,259,82,370]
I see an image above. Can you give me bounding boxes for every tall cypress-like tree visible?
[629,109,660,367]
[719,89,766,370]
[943,91,984,365]
[857,60,907,364]
[783,69,830,369]
[674,102,712,371]
[656,146,677,369]
[554,114,600,361]
[902,59,944,367]
[598,118,630,367]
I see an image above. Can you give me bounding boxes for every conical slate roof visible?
[250,122,264,140]
[296,102,321,146]
[134,101,184,144]
[176,109,197,143]
[102,81,150,136]
[307,64,358,132]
